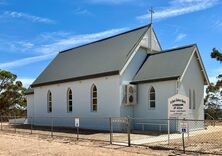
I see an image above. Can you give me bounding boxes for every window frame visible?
[91,84,97,112]
[149,86,156,109]
[193,90,196,110]
[47,90,52,113]
[67,88,73,112]
[189,89,192,109]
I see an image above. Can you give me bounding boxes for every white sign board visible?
[75,118,79,127]
[168,94,189,118]
[180,122,188,133]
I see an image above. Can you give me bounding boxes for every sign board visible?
[180,122,188,133]
[168,94,189,118]
[111,117,128,124]
[75,118,79,127]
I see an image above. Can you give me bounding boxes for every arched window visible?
[91,84,97,112]
[149,87,155,109]
[47,90,52,113]
[193,90,196,109]
[67,88,72,112]
[189,89,192,109]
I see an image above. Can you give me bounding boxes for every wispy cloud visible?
[89,0,137,4]
[137,0,218,21]
[74,8,93,16]
[17,77,35,87]
[2,11,55,24]
[35,28,127,54]
[175,33,187,42]
[0,27,127,69]
[0,54,55,69]
[215,20,222,27]
[208,67,222,83]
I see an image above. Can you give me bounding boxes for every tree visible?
[211,48,222,63]
[0,69,27,116]
[205,48,222,119]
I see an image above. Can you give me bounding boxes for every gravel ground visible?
[0,132,176,156]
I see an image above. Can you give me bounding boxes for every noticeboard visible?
[168,94,189,118]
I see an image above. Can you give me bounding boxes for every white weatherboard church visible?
[26,24,209,131]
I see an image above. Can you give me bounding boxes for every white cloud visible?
[137,0,218,21]
[74,8,93,16]
[2,11,55,24]
[35,28,127,54]
[208,67,222,83]
[0,27,127,68]
[17,78,35,87]
[175,33,187,42]
[0,54,55,69]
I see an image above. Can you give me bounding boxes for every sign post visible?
[168,94,189,145]
[75,117,80,140]
[180,120,188,154]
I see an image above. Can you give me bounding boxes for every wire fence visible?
[0,115,221,155]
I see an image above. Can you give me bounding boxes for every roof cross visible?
[149,7,155,24]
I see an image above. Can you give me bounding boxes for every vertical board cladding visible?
[120,47,147,118]
[27,95,34,117]
[140,28,161,52]
[133,80,177,131]
[31,75,121,130]
[178,54,205,130]
[178,54,205,120]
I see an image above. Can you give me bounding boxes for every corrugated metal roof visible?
[32,25,150,87]
[132,45,195,83]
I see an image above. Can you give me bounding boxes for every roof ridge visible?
[60,24,151,54]
[149,44,196,56]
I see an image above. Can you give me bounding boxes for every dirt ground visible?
[0,132,177,156]
[164,126,222,155]
[1,124,222,155]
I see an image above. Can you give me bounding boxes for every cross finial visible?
[149,7,154,24]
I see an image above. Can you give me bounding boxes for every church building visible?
[26,24,209,131]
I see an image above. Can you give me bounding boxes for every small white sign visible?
[180,122,188,133]
[75,118,79,127]
[168,94,189,118]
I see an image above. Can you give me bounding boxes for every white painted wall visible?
[30,75,121,130]
[178,53,205,130]
[133,80,177,131]
[120,47,147,118]
[140,28,161,52]
[134,80,177,119]
[179,53,205,120]
[27,94,34,117]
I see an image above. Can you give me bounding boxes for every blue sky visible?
[0,0,221,87]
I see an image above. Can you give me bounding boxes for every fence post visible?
[1,115,2,131]
[51,117,53,137]
[30,117,33,134]
[168,118,170,145]
[14,115,16,133]
[187,120,190,143]
[127,117,131,147]
[109,117,112,144]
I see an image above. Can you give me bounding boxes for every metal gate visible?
[110,117,130,146]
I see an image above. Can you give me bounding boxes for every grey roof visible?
[132,45,196,83]
[32,25,150,87]
[25,88,34,95]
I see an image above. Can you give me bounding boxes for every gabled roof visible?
[132,44,196,83]
[31,25,150,87]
